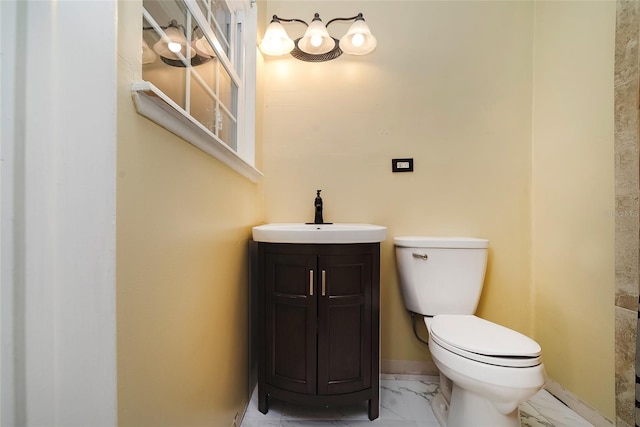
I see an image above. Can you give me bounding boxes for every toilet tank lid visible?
[394,236,489,249]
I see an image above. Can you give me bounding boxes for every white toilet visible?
[394,236,546,427]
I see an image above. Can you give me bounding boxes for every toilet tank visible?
[394,237,489,316]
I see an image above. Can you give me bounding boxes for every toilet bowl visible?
[426,315,545,427]
[394,237,546,427]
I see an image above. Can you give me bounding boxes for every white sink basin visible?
[252,223,387,244]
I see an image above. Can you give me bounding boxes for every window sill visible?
[131,81,262,183]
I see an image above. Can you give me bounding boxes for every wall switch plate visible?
[392,158,414,172]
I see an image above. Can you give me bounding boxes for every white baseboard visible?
[381,359,439,376]
[544,378,613,427]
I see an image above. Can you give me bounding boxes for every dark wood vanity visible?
[254,242,380,420]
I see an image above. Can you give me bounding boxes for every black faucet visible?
[314,190,324,224]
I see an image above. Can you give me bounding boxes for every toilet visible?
[394,236,546,427]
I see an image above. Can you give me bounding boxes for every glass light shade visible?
[260,21,294,56]
[142,39,157,64]
[153,26,195,60]
[339,19,377,55]
[193,36,216,58]
[297,17,335,55]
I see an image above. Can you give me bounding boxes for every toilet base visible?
[431,393,449,427]
[432,384,521,427]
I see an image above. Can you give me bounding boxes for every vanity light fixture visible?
[259,12,377,62]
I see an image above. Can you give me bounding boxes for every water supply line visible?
[410,311,429,346]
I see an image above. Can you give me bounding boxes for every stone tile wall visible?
[614,2,640,426]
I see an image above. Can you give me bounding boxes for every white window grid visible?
[142,0,241,149]
[197,0,232,58]
[133,0,258,181]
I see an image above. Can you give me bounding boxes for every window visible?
[133,0,260,182]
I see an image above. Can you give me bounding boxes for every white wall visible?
[0,1,118,425]
[1,1,19,423]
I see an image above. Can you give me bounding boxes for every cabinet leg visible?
[368,396,379,421]
[258,387,269,414]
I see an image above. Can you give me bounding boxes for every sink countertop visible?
[252,223,387,244]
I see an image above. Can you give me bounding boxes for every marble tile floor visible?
[241,374,593,427]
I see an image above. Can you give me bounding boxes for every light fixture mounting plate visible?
[290,37,342,62]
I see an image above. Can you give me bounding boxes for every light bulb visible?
[298,13,335,55]
[259,18,294,56]
[168,42,181,53]
[271,39,284,52]
[351,33,365,47]
[273,39,283,50]
[339,15,377,56]
[310,35,323,48]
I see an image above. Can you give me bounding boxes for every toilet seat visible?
[428,315,541,368]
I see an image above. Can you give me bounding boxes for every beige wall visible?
[117,1,263,426]
[261,0,615,419]
[531,1,616,419]
[262,0,535,365]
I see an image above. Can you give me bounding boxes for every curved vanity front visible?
[252,224,386,421]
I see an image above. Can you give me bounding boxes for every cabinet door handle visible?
[309,270,314,296]
[322,270,326,296]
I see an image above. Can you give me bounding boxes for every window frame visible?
[132,0,260,182]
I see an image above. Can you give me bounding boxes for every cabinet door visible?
[265,252,317,394]
[317,253,372,395]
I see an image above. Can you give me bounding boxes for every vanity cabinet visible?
[255,242,380,421]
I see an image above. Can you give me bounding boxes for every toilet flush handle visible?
[412,253,428,260]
